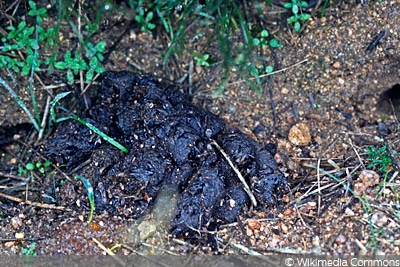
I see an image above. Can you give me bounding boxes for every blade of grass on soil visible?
[0,76,40,131]
[75,175,95,224]
[72,115,129,153]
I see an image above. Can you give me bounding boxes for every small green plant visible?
[1,1,108,139]
[27,1,47,25]
[249,29,281,81]
[18,160,51,176]
[252,29,282,49]
[22,243,37,256]
[75,175,95,224]
[19,242,36,265]
[54,41,106,84]
[194,53,211,67]
[135,8,156,33]
[283,0,311,32]
[366,145,393,174]
[249,63,274,78]
[0,1,106,83]
[0,4,53,75]
[125,1,283,94]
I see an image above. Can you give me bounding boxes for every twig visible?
[378,171,399,195]
[308,92,316,108]
[227,58,309,86]
[0,171,28,181]
[0,237,44,242]
[294,205,313,232]
[4,0,21,15]
[289,168,347,205]
[317,158,321,216]
[141,242,180,256]
[229,241,261,255]
[347,137,366,169]
[121,244,172,267]
[366,30,385,52]
[92,238,126,266]
[220,217,281,228]
[81,73,101,96]
[268,79,278,127]
[236,216,253,247]
[257,246,316,254]
[210,139,257,207]
[35,94,52,144]
[171,238,195,248]
[368,202,400,225]
[0,192,69,210]
[292,102,299,121]
[354,238,368,255]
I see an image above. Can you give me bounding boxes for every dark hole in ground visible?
[42,71,287,239]
[379,83,400,115]
[382,84,400,102]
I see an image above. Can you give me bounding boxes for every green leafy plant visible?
[135,8,156,33]
[75,175,95,224]
[1,19,42,75]
[19,242,36,265]
[22,243,37,256]
[27,1,47,25]
[0,1,57,75]
[0,1,106,83]
[249,29,281,82]
[252,29,282,49]
[249,63,274,78]
[194,53,211,67]
[125,1,282,94]
[283,0,311,32]
[366,145,393,174]
[18,160,51,176]
[1,1,107,138]
[54,41,106,84]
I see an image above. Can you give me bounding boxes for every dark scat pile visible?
[43,71,287,237]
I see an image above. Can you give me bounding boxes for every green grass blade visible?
[72,115,129,153]
[29,27,40,125]
[75,175,95,224]
[50,91,71,124]
[0,76,40,131]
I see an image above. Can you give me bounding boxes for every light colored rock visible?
[138,220,157,240]
[288,123,311,146]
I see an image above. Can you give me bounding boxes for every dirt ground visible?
[0,0,399,257]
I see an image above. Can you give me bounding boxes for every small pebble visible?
[335,234,347,244]
[288,123,311,146]
[15,232,24,239]
[306,201,317,210]
[247,219,261,230]
[332,61,340,69]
